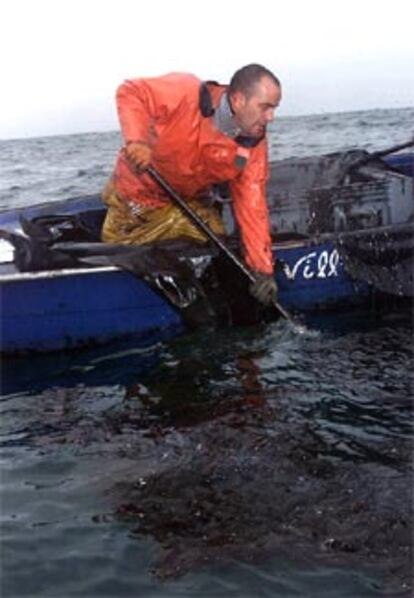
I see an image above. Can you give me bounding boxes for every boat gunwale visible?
[0,265,119,283]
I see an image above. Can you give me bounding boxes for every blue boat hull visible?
[1,268,183,353]
[275,240,370,311]
[0,239,371,354]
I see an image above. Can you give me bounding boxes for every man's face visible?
[231,76,281,138]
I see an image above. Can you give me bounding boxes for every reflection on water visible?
[1,310,412,596]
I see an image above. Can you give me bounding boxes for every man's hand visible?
[125,141,152,171]
[249,272,278,306]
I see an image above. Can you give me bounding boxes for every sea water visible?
[0,107,413,597]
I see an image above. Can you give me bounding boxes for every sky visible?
[1,0,413,139]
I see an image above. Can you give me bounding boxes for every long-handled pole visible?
[350,138,414,170]
[148,166,305,332]
[371,138,414,159]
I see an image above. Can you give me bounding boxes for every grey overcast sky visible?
[1,0,413,139]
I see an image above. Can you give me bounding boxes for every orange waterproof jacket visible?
[113,72,274,275]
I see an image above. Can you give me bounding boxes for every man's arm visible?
[230,142,274,275]
[116,73,200,144]
[116,78,156,144]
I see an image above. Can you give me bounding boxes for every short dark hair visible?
[229,64,281,98]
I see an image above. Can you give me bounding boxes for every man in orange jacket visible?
[101,64,281,305]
